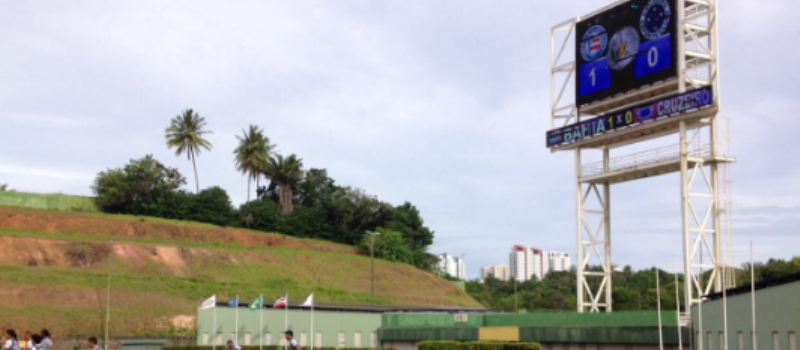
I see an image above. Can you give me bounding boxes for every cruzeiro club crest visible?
[640,0,671,40]
[580,25,608,62]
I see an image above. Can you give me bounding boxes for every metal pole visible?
[603,147,612,312]
[751,242,757,350]
[105,238,114,350]
[284,293,288,350]
[679,121,693,319]
[213,302,217,350]
[260,295,263,350]
[370,235,375,306]
[675,267,683,350]
[575,148,584,312]
[656,266,663,350]
[722,245,728,350]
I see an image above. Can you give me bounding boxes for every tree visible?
[92,155,186,214]
[263,154,304,215]
[165,109,213,193]
[234,125,274,202]
[360,227,413,264]
[190,186,237,226]
[0,184,10,192]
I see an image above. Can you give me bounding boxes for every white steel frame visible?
[549,0,722,316]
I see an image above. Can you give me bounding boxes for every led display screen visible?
[547,86,713,148]
[575,0,678,107]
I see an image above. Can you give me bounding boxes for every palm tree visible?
[263,154,304,215]
[234,125,275,202]
[165,109,213,193]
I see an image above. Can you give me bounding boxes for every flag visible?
[200,295,216,309]
[248,295,263,311]
[228,295,239,308]
[590,36,601,52]
[301,294,314,307]
[273,295,287,308]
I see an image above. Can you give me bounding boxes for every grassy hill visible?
[0,206,480,337]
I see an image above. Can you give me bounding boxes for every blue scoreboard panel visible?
[576,0,678,107]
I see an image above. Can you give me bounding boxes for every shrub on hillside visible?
[418,341,461,350]
[92,155,186,214]
[190,186,237,226]
[239,198,282,231]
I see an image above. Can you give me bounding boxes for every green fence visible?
[0,191,99,212]
[484,310,679,327]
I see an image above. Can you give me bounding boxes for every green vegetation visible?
[467,257,800,313]
[93,153,436,269]
[0,206,479,336]
[0,183,11,191]
[165,109,213,193]
[233,125,275,202]
[417,341,541,350]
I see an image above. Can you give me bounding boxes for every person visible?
[22,332,32,350]
[4,330,21,350]
[86,338,101,350]
[30,335,42,350]
[225,340,241,350]
[72,336,82,350]
[38,331,51,350]
[284,331,300,350]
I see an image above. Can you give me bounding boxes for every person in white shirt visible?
[87,337,101,350]
[4,330,21,350]
[284,331,300,350]
[38,331,51,350]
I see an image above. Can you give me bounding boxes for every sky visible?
[1,1,798,279]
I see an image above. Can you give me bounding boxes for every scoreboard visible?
[576,0,678,107]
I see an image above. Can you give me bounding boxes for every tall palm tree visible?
[263,154,304,215]
[165,109,213,193]
[234,125,275,202]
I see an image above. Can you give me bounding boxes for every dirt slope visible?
[0,207,481,337]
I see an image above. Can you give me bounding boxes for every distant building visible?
[509,245,549,281]
[436,254,466,280]
[480,264,510,281]
[549,251,571,272]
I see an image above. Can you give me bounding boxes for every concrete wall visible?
[691,280,800,350]
[198,307,382,348]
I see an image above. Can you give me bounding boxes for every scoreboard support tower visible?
[549,0,730,320]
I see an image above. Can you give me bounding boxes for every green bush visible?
[460,342,504,350]
[418,341,461,350]
[417,341,540,350]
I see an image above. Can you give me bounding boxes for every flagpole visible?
[235,297,239,345]
[750,241,757,350]
[656,265,663,350]
[260,294,264,350]
[213,300,217,350]
[674,264,683,350]
[285,293,289,350]
[311,295,314,350]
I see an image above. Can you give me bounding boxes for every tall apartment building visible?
[480,264,510,281]
[549,251,571,272]
[436,253,466,280]
[509,245,550,281]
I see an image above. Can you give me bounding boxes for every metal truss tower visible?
[549,0,732,318]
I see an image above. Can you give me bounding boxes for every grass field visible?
[0,206,480,337]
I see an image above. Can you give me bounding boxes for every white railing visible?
[581,144,714,177]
